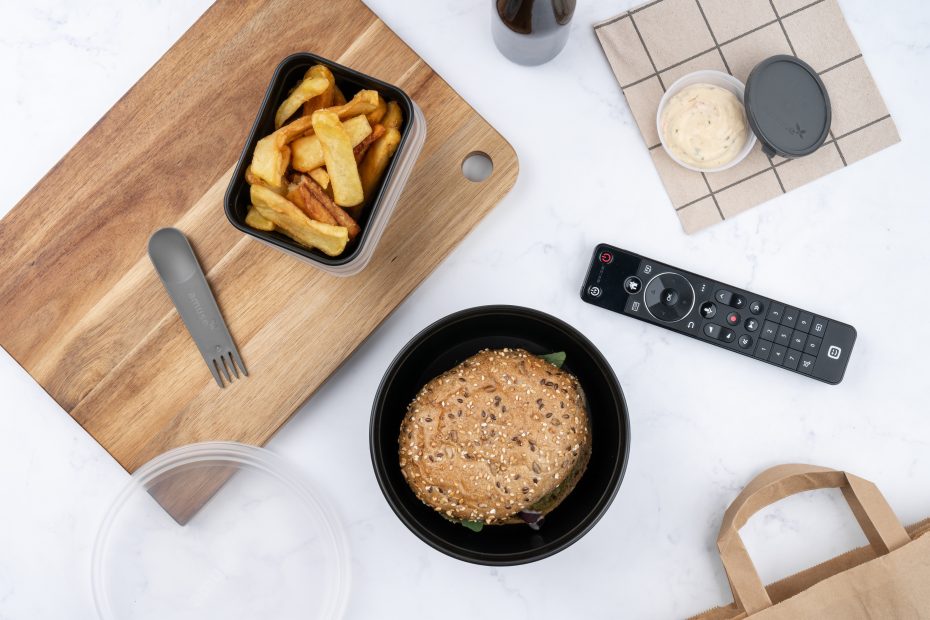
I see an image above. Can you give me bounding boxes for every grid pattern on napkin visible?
[595,0,899,233]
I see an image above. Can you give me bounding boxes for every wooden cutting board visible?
[0,0,518,476]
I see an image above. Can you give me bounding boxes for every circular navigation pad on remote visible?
[644,272,695,323]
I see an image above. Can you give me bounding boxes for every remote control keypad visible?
[702,293,845,375]
[751,302,830,368]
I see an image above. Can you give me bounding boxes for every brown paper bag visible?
[690,464,930,619]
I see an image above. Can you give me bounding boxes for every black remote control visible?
[580,244,856,384]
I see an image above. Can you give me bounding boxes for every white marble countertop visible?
[1,0,929,618]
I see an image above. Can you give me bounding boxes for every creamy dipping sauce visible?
[660,83,749,169]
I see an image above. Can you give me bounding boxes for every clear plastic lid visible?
[92,442,350,620]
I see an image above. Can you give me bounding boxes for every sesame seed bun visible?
[398,348,591,525]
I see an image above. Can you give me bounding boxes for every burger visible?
[398,348,591,531]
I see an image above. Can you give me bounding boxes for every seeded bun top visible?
[398,348,591,525]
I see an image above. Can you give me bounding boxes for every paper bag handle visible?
[717,464,910,615]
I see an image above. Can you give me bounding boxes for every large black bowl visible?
[370,305,630,565]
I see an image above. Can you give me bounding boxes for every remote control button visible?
[715,289,733,305]
[623,276,642,294]
[695,281,712,297]
[754,340,772,360]
[731,295,746,309]
[726,312,740,326]
[744,318,760,332]
[811,316,828,337]
[799,353,816,374]
[761,321,778,341]
[738,334,753,349]
[704,323,735,344]
[775,326,791,346]
[588,286,602,298]
[789,330,806,350]
[797,312,813,333]
[682,319,700,333]
[782,306,799,327]
[624,296,644,315]
[599,251,613,264]
[700,302,717,319]
[784,349,801,370]
[811,322,856,384]
[639,262,655,277]
[766,302,785,323]
[644,273,694,323]
[749,301,764,315]
[770,344,788,365]
[805,335,822,357]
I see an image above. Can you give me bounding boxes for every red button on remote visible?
[727,312,740,325]
[600,251,613,264]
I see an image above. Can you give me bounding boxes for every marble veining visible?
[2,0,929,618]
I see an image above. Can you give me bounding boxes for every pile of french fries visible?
[244,63,403,256]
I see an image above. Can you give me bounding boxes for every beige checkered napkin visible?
[595,0,899,234]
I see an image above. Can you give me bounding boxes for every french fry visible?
[286,182,301,202]
[277,115,315,142]
[359,127,401,200]
[354,124,386,163]
[249,115,316,189]
[245,205,275,231]
[245,166,285,194]
[286,179,336,225]
[250,134,289,190]
[291,115,371,172]
[319,197,361,241]
[381,101,403,130]
[275,75,329,128]
[245,166,264,187]
[366,96,387,125]
[250,184,348,256]
[285,182,307,212]
[333,85,347,106]
[297,180,338,225]
[308,167,330,189]
[312,110,364,207]
[301,177,360,240]
[324,90,379,120]
[301,65,335,117]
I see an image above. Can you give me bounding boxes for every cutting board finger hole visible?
[462,151,494,182]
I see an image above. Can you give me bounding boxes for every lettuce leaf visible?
[539,351,566,368]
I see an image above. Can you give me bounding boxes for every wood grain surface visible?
[0,0,518,474]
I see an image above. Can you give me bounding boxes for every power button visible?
[599,251,613,264]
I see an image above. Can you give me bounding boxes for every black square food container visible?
[224,52,426,276]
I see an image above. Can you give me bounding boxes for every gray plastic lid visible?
[744,55,831,159]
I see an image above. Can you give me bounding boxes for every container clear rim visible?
[91,441,350,619]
